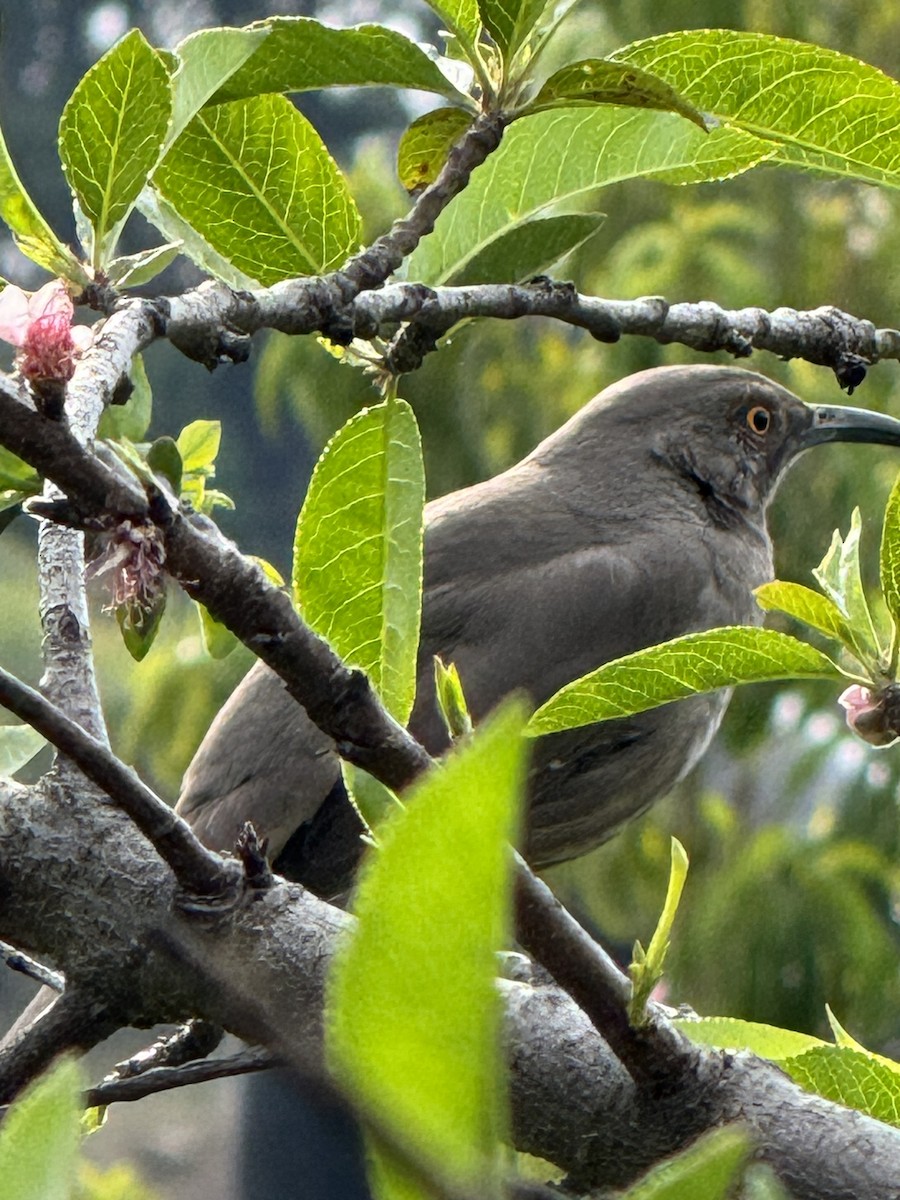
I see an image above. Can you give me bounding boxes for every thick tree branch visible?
[0,665,236,899]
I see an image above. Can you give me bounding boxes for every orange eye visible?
[747,406,770,434]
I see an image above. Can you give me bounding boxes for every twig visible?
[0,665,237,900]
[0,942,64,991]
[0,988,115,1104]
[86,1044,272,1107]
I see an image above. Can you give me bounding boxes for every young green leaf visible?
[98,354,152,443]
[782,1046,900,1126]
[616,31,900,189]
[527,627,841,737]
[397,108,473,192]
[619,1126,751,1200]
[0,725,47,779]
[327,700,527,1198]
[528,59,706,129]
[146,436,183,496]
[198,602,238,659]
[434,656,473,741]
[419,0,483,64]
[407,107,771,285]
[0,123,83,278]
[880,471,900,651]
[0,1056,83,1200]
[753,580,851,644]
[628,838,689,1025]
[209,17,470,106]
[293,398,424,725]
[176,419,221,474]
[479,0,545,60]
[341,762,402,833]
[153,94,361,284]
[812,510,882,666]
[104,241,182,288]
[118,589,166,661]
[59,29,172,264]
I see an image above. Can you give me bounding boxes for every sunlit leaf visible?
[59,29,172,262]
[328,700,527,1197]
[528,627,840,736]
[617,30,900,188]
[783,1046,900,1126]
[104,241,182,288]
[673,1016,827,1061]
[0,123,83,278]
[753,581,850,644]
[812,510,882,664]
[176,420,221,473]
[293,398,424,725]
[629,838,689,1025]
[880,471,900,646]
[407,106,771,284]
[397,108,473,192]
[153,94,361,283]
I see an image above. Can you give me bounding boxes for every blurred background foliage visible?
[1,0,900,1095]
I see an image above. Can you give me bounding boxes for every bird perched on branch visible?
[176,364,900,895]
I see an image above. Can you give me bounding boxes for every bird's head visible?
[549,365,900,526]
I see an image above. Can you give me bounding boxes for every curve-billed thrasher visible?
[177,364,900,894]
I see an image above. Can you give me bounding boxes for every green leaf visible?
[198,602,238,659]
[0,445,41,493]
[210,18,469,106]
[293,398,424,725]
[170,26,270,145]
[98,354,152,443]
[620,1126,751,1200]
[673,1016,826,1061]
[0,1057,83,1200]
[528,59,706,129]
[327,700,527,1196]
[447,212,604,285]
[753,580,851,644]
[628,838,689,1025]
[0,724,47,779]
[117,590,166,661]
[434,656,473,741]
[136,185,258,288]
[104,241,182,288]
[341,762,401,833]
[146,436,183,496]
[153,94,361,284]
[812,510,882,665]
[479,0,545,59]
[397,108,473,192]
[616,30,900,189]
[176,419,221,473]
[528,627,841,737]
[59,29,172,263]
[782,1046,900,1126]
[880,471,900,649]
[407,106,771,284]
[0,121,83,278]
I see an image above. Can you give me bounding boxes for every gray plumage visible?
[177,364,900,893]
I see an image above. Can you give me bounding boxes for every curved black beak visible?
[802,403,900,448]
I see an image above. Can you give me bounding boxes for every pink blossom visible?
[0,280,91,383]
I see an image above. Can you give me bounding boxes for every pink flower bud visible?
[838,684,900,747]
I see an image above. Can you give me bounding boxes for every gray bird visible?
[176,364,900,894]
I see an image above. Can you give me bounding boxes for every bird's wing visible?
[176,661,339,859]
